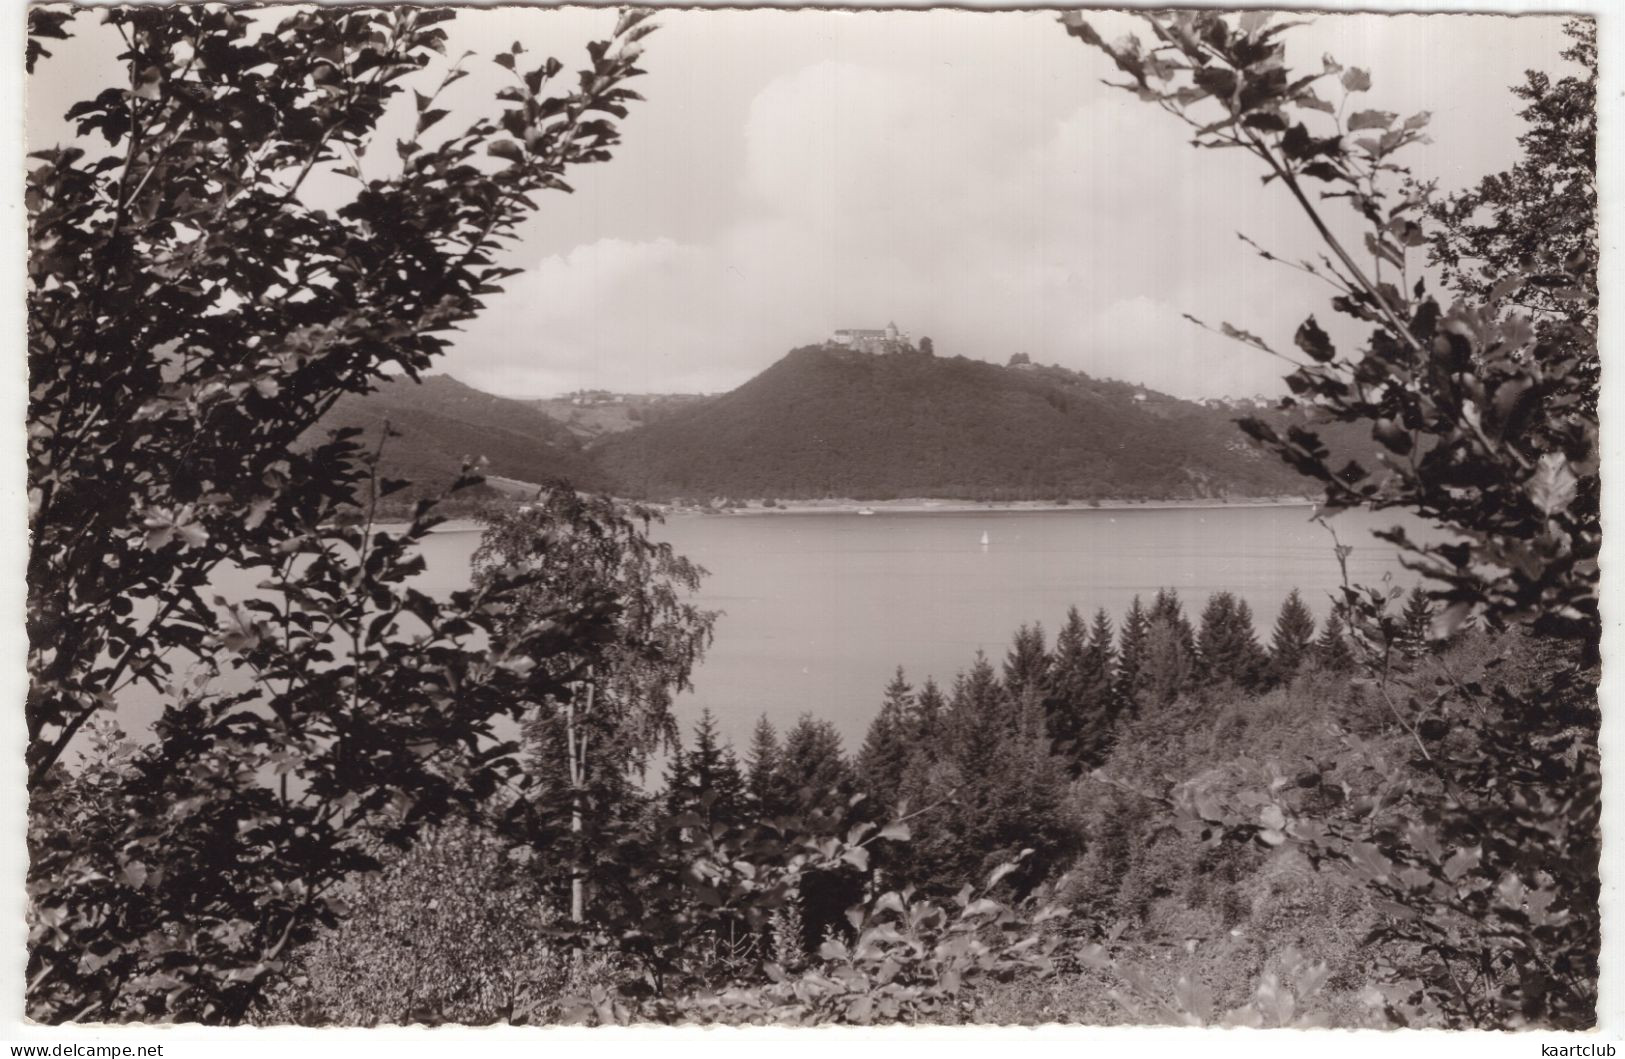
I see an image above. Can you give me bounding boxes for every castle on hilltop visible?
[831,321,910,354]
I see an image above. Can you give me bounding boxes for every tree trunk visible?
[570,814,584,923]
[567,678,595,923]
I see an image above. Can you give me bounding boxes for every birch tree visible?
[473,484,716,920]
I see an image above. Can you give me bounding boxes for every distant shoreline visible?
[684,496,1319,517]
[404,495,1320,534]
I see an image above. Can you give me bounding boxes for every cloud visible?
[456,237,733,396]
[1072,295,1289,401]
[442,11,1553,401]
[453,60,1309,401]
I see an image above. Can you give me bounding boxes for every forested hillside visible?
[266,584,1593,1028]
[306,374,611,506]
[593,346,1332,501]
[306,358,1374,508]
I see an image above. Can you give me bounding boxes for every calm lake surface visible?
[397,503,1420,752]
[113,504,1423,757]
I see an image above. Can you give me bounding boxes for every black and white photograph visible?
[12,0,1607,1041]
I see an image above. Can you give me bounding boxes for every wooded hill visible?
[592,346,1340,502]
[306,374,611,504]
[309,353,1378,506]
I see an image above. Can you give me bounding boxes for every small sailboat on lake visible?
[980,530,990,549]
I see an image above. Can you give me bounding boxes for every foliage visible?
[551,801,1070,1027]
[1160,627,1598,1028]
[1428,20,1596,408]
[1063,9,1598,645]
[687,859,1070,1025]
[25,5,654,1021]
[1064,9,1599,1028]
[255,821,584,1026]
[1082,944,1337,1029]
[26,475,586,1023]
[473,483,717,920]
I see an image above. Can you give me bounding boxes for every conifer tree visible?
[662,737,693,817]
[1002,622,1051,704]
[887,743,954,889]
[972,701,1077,892]
[1195,590,1235,682]
[920,663,1078,898]
[947,653,1007,765]
[1315,612,1356,672]
[1078,608,1120,760]
[1143,617,1193,707]
[1232,599,1269,688]
[1268,588,1317,685]
[1150,588,1198,659]
[745,714,789,820]
[1044,606,1092,761]
[663,708,745,828]
[1400,586,1434,658]
[776,715,852,819]
[1117,596,1151,714]
[775,715,860,951]
[1196,591,1267,689]
[1047,607,1119,771]
[911,677,947,758]
[857,667,915,808]
[717,743,745,820]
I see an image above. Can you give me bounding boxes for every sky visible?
[25,5,1578,401]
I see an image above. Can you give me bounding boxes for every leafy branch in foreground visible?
[1062,10,1597,646]
[1063,10,1599,1029]
[26,5,656,1022]
[546,795,1069,1026]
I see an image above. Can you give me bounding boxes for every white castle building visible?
[831,321,909,354]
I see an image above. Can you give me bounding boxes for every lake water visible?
[395,503,1421,753]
